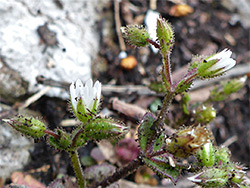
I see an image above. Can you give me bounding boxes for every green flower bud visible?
[196,141,215,167]
[166,125,212,158]
[182,92,190,115]
[156,17,174,54]
[214,146,231,165]
[73,117,128,148]
[223,76,247,95]
[4,116,46,138]
[228,163,248,187]
[48,129,71,150]
[121,25,150,47]
[197,48,236,79]
[209,76,247,102]
[194,105,216,124]
[188,168,228,187]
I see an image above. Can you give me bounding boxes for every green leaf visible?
[152,132,165,152]
[138,112,157,152]
[143,157,180,184]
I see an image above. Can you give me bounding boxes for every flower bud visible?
[73,117,128,148]
[70,79,101,123]
[156,17,174,54]
[209,76,247,102]
[121,25,150,47]
[48,129,71,150]
[196,141,215,167]
[228,163,248,186]
[188,168,228,187]
[224,76,247,94]
[197,48,236,78]
[194,105,216,124]
[4,116,46,138]
[214,146,231,165]
[166,125,212,158]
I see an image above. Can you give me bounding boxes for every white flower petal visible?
[70,81,79,111]
[207,49,236,75]
[70,78,102,114]
[208,48,232,61]
[76,79,83,88]
[94,81,102,102]
[187,172,203,183]
[86,79,93,89]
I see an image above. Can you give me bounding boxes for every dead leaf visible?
[135,166,158,186]
[169,4,194,17]
[11,171,46,188]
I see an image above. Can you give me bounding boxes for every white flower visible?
[70,79,101,115]
[206,48,236,74]
[197,48,236,78]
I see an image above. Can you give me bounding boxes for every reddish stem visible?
[44,130,60,139]
[163,53,173,88]
[146,38,160,49]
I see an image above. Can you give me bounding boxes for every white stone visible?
[0,0,105,99]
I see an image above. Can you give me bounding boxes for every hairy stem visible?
[90,157,143,188]
[44,130,60,139]
[146,38,160,49]
[162,52,173,88]
[71,123,87,148]
[68,150,85,188]
[154,91,175,128]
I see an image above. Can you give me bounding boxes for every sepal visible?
[197,49,236,79]
[188,167,228,187]
[156,17,174,54]
[73,117,128,148]
[196,141,215,167]
[214,146,231,165]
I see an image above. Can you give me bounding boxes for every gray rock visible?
[0,0,106,99]
[0,121,34,183]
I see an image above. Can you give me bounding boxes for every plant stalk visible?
[90,157,143,188]
[163,52,173,88]
[68,150,85,188]
[154,91,175,128]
